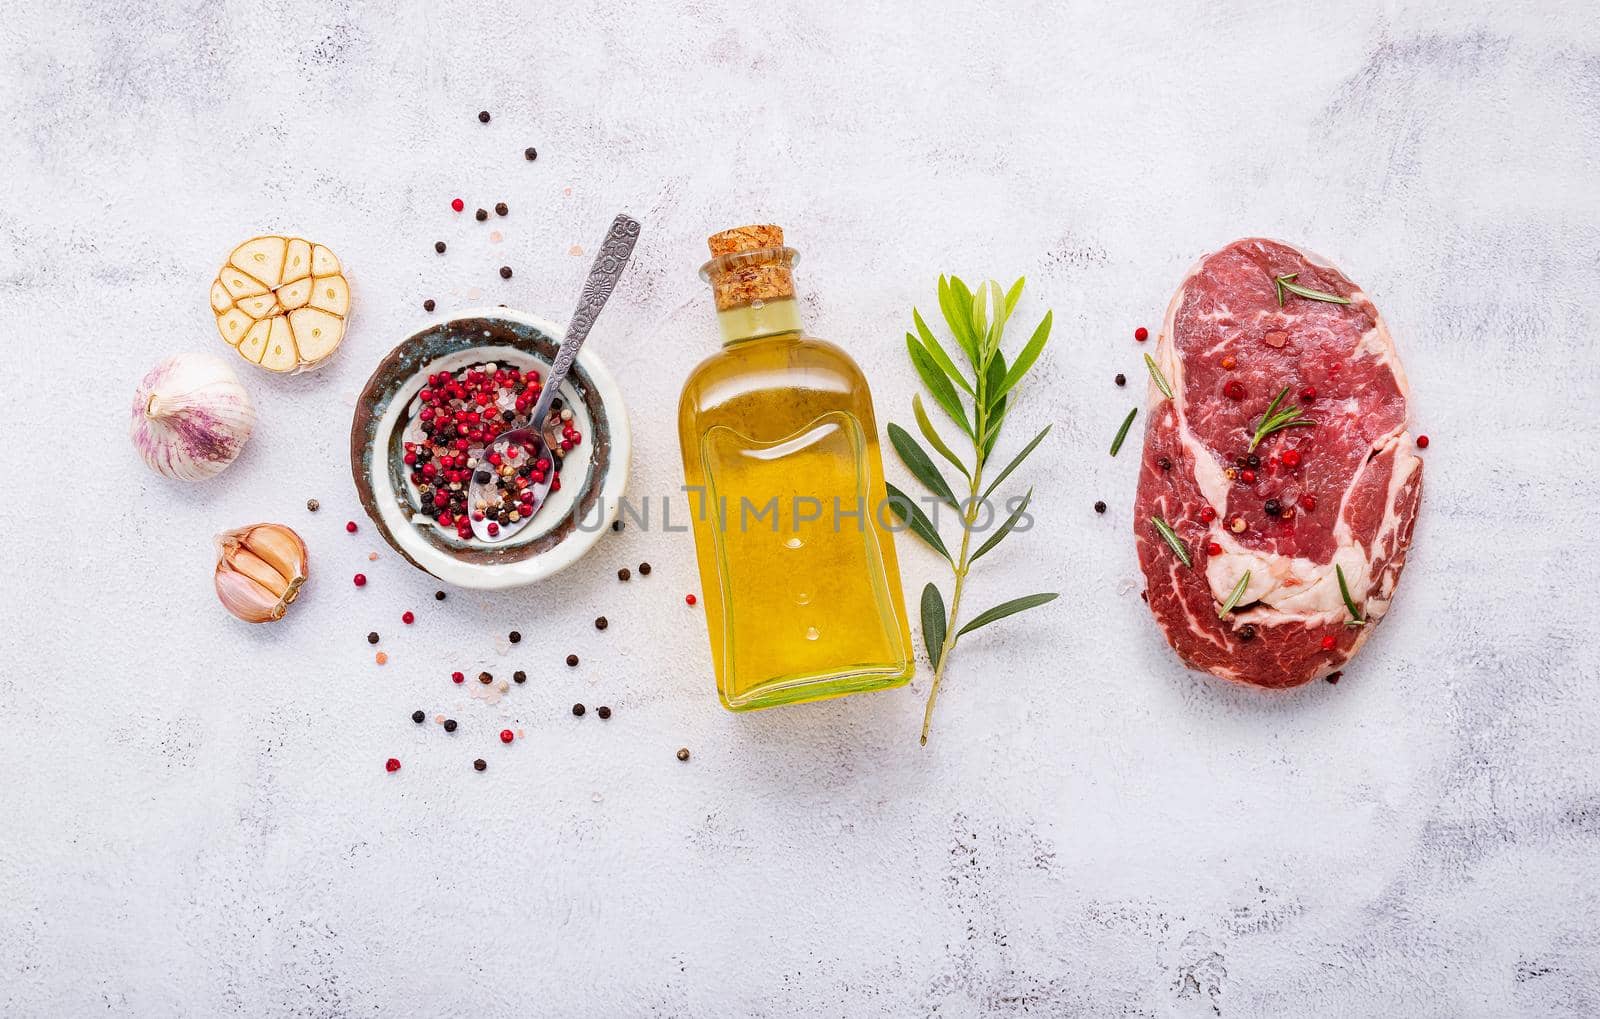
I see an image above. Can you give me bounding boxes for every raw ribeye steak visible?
[1133,238,1421,688]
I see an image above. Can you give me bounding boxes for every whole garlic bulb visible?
[215,523,308,623]
[131,352,256,480]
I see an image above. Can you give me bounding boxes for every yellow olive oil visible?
[678,225,913,711]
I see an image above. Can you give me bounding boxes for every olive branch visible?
[887,275,1058,745]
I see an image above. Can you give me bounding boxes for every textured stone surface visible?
[3,0,1598,1015]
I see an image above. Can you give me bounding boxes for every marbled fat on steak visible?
[1133,239,1422,688]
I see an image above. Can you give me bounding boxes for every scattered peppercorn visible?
[572,703,585,716]
[1326,671,1343,684]
[509,630,521,644]
[495,202,508,217]
[443,718,458,732]
[686,594,698,606]
[1158,456,1172,471]
[1238,624,1257,641]
[513,670,526,684]
[451,670,464,684]
[500,729,514,744]
[1280,449,1302,469]
[375,651,388,665]
[499,266,513,279]
[1417,435,1430,449]
[1199,506,1217,523]
[451,198,464,212]
[1134,327,1149,342]
[1246,454,1261,468]
[478,671,493,685]
[386,758,401,773]
[403,611,415,624]
[1300,386,1318,402]
[618,568,631,581]
[1223,380,1246,400]
[475,208,487,221]
[1264,499,1282,517]
[434,241,446,254]
[423,299,436,312]
[353,573,367,587]
[1115,373,1126,387]
[435,590,446,601]
[346,521,358,533]
[412,710,425,724]
[566,654,579,667]
[1094,501,1106,514]
[1207,542,1222,556]
[638,562,652,575]
[595,617,608,630]
[525,147,538,161]
[478,110,491,123]
[306,498,319,512]
[367,632,380,645]
[1240,469,1257,484]
[677,747,690,762]
[611,520,623,532]
[597,706,611,719]
[474,758,487,771]
[1321,634,1337,651]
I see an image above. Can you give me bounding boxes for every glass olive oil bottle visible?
[678,225,914,711]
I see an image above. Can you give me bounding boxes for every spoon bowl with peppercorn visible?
[466,214,639,543]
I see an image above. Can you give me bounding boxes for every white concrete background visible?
[2,0,1597,1015]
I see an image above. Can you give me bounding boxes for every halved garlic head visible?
[212,235,350,373]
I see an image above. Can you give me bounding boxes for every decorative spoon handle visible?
[530,214,641,425]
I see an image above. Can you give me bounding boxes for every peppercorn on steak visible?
[1133,238,1421,688]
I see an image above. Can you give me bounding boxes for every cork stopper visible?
[702,224,796,311]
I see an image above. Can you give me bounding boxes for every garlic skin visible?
[215,523,308,623]
[132,352,256,481]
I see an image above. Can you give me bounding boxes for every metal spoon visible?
[468,213,641,543]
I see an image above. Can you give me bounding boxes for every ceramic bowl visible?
[350,307,629,589]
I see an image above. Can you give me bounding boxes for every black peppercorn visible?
[677,747,690,762]
[551,398,563,411]
[1115,373,1126,387]
[566,654,579,667]
[495,202,508,217]
[611,520,623,532]
[524,146,538,161]
[572,703,585,717]
[478,671,493,685]
[474,758,487,771]
[1246,454,1261,469]
[367,632,380,645]
[478,110,491,123]
[597,706,611,719]
[475,208,487,221]
[501,410,514,422]
[435,590,446,601]
[434,241,446,254]
[411,710,425,724]
[617,568,630,581]
[509,631,521,644]
[1094,501,1107,514]
[1264,498,1282,517]
[499,266,512,279]
[1158,456,1172,471]
[423,299,435,312]
[638,562,651,576]
[595,617,608,631]
[306,498,319,512]
[443,719,458,733]
[475,470,492,484]
[513,670,526,684]
[1239,624,1257,642]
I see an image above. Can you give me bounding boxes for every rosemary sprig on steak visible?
[1274,272,1351,307]
[1217,570,1251,618]
[1336,564,1366,627]
[1248,386,1315,451]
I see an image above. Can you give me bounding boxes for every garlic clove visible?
[229,548,290,597]
[244,524,308,585]
[215,566,287,623]
[214,523,308,623]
